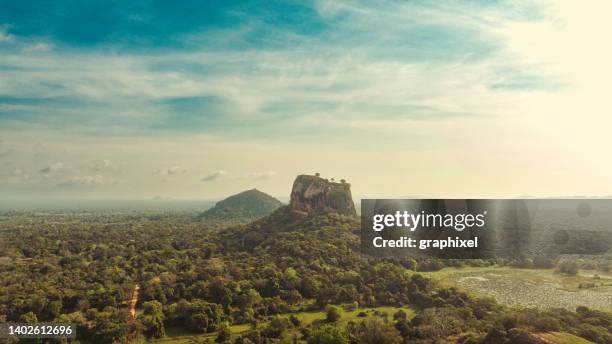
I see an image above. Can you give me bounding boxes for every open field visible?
[291,305,415,325]
[425,266,612,310]
[153,324,251,344]
[532,332,594,344]
[152,305,414,343]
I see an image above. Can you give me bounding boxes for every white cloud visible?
[40,162,64,173]
[23,42,52,53]
[0,29,14,43]
[71,174,104,185]
[56,174,107,188]
[153,166,188,176]
[0,168,30,184]
[3,1,612,198]
[201,170,226,182]
[92,159,117,172]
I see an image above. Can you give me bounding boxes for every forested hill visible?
[200,189,282,221]
[219,205,360,252]
[217,173,360,252]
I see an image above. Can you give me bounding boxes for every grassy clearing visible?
[290,305,415,326]
[424,266,612,292]
[153,324,250,344]
[534,332,594,344]
[280,305,415,344]
[151,305,414,343]
[422,266,612,310]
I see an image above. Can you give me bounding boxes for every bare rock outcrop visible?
[289,174,356,216]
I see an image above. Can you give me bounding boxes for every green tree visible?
[47,300,63,319]
[308,324,348,344]
[325,305,341,323]
[533,256,554,269]
[141,300,165,338]
[557,260,578,275]
[20,311,38,324]
[393,310,407,321]
[289,314,301,327]
[216,322,231,343]
[355,318,402,344]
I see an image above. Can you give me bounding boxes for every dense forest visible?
[1,207,611,343]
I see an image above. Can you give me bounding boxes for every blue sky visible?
[0,0,554,142]
[0,1,329,49]
[1,0,611,199]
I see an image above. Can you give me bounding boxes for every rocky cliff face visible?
[289,175,356,216]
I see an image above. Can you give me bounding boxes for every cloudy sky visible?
[1,0,611,200]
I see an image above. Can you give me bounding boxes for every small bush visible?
[557,260,578,275]
[325,305,342,323]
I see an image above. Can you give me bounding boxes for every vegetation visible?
[308,324,348,344]
[1,207,611,343]
[557,260,579,275]
[199,189,282,222]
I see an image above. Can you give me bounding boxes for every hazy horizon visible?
[4,192,612,211]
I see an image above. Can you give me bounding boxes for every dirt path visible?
[129,284,140,319]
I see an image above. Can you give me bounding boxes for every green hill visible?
[200,189,282,221]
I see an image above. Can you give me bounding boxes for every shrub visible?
[289,314,301,327]
[533,256,554,269]
[393,310,407,321]
[355,318,402,344]
[579,324,610,343]
[325,305,342,323]
[557,260,578,275]
[307,324,348,344]
[215,322,231,343]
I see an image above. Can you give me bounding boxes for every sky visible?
[1,0,612,201]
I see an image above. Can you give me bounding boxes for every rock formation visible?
[289,174,356,217]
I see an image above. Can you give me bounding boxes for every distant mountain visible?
[200,189,282,221]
